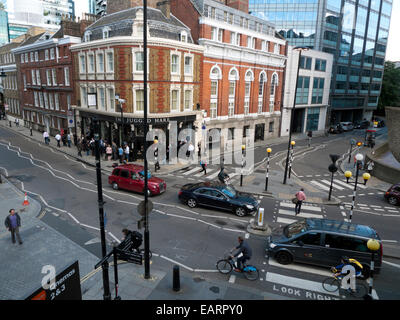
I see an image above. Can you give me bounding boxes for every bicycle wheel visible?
[216,259,233,274]
[243,266,259,281]
[139,248,152,259]
[351,283,368,298]
[322,277,340,292]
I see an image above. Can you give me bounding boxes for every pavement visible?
[0,174,290,300]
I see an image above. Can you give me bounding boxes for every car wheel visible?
[112,182,119,190]
[388,196,398,206]
[275,251,293,265]
[234,207,246,217]
[187,198,197,208]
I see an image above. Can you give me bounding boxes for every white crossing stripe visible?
[320,179,345,191]
[265,272,339,297]
[277,217,297,224]
[182,167,202,175]
[268,260,332,278]
[228,275,236,283]
[332,179,357,190]
[310,180,331,191]
[278,209,323,219]
[280,202,322,212]
[205,170,221,180]
[194,169,215,177]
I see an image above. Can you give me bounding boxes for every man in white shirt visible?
[124,145,130,162]
[55,133,61,147]
[43,131,49,145]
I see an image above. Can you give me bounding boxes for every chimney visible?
[157,0,170,19]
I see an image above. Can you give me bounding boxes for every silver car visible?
[340,122,354,131]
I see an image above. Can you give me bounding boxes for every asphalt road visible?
[0,124,399,300]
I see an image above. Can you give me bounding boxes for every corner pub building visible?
[70,5,204,159]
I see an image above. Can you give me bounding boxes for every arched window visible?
[210,66,221,119]
[210,65,222,80]
[259,72,266,96]
[270,73,278,96]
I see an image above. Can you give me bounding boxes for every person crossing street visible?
[294,188,306,216]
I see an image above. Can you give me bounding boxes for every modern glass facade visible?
[0,10,9,45]
[250,0,393,123]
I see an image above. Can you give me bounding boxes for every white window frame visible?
[107,87,115,110]
[170,87,180,112]
[39,92,44,108]
[244,100,249,116]
[25,53,28,63]
[98,87,105,110]
[44,92,49,109]
[184,55,193,75]
[134,50,144,72]
[79,54,86,73]
[134,88,145,113]
[64,67,70,86]
[46,69,51,86]
[230,32,236,45]
[106,50,114,73]
[247,36,252,48]
[102,27,110,39]
[31,70,36,85]
[52,68,57,86]
[218,29,223,42]
[49,93,54,110]
[80,87,88,107]
[211,27,217,41]
[23,74,26,90]
[35,51,38,61]
[36,70,41,85]
[96,51,104,73]
[236,33,241,46]
[228,101,235,118]
[210,102,217,119]
[45,50,49,61]
[87,53,95,73]
[50,48,55,60]
[274,44,280,54]
[184,89,192,111]
[30,52,34,62]
[34,91,39,107]
[54,93,59,110]
[171,53,180,74]
[180,31,187,42]
[21,54,24,63]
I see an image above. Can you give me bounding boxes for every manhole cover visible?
[209,286,220,294]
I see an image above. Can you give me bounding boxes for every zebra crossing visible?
[273,200,326,225]
[307,177,368,193]
[171,166,241,182]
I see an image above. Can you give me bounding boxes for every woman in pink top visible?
[295,188,306,215]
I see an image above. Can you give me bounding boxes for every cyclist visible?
[230,236,252,272]
[218,166,230,184]
[333,256,364,279]
[121,228,143,252]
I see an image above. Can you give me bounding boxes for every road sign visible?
[67,110,75,128]
[115,248,142,265]
[25,261,82,300]
[137,200,153,216]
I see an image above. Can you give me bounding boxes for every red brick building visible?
[170,0,287,146]
[70,6,204,156]
[12,16,95,136]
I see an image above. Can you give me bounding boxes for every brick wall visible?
[170,0,201,43]
[107,0,159,14]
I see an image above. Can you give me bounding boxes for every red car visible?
[108,164,166,196]
[384,183,400,206]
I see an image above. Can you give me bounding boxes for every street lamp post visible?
[348,139,356,163]
[366,239,380,300]
[240,144,245,187]
[93,119,111,300]
[288,140,295,179]
[344,153,370,223]
[283,46,309,184]
[265,148,272,191]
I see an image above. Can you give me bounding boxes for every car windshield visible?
[221,185,237,198]
[138,170,152,179]
[283,220,308,238]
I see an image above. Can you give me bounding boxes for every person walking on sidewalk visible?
[111,141,117,160]
[124,144,130,162]
[4,209,23,245]
[67,133,72,148]
[55,132,61,148]
[294,188,306,216]
[106,144,112,161]
[118,146,124,163]
[77,138,83,157]
[43,131,49,145]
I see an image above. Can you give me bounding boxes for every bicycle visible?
[322,267,368,298]
[216,253,259,281]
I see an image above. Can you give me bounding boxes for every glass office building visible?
[0,10,9,45]
[250,0,393,123]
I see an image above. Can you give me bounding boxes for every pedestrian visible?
[55,132,61,147]
[30,124,33,136]
[14,118,19,127]
[43,131,49,145]
[118,146,124,163]
[112,141,117,160]
[124,144,130,162]
[4,208,23,245]
[67,133,72,148]
[89,137,95,156]
[200,159,207,175]
[198,142,201,158]
[62,133,67,146]
[294,188,306,216]
[367,160,374,174]
[106,144,112,161]
[77,138,83,157]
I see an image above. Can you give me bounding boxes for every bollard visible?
[173,265,180,292]
[257,208,265,227]
[0,174,2,184]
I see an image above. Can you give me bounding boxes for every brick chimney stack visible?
[157,0,170,19]
[225,0,249,13]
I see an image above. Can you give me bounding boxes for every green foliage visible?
[378,61,400,113]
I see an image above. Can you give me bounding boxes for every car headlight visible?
[269,243,276,249]
[245,204,254,210]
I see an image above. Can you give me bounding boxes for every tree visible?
[377,61,400,114]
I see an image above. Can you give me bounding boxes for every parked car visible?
[328,124,344,134]
[384,183,400,206]
[178,181,259,217]
[354,120,370,129]
[108,164,166,196]
[266,218,382,278]
[339,122,354,131]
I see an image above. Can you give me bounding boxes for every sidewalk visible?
[0,175,287,300]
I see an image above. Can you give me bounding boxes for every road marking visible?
[341,211,347,217]
[228,275,236,283]
[332,179,356,190]
[182,167,201,175]
[310,180,331,192]
[320,179,345,191]
[268,260,332,278]
[280,202,322,212]
[278,209,323,219]
[373,208,385,212]
[265,272,339,297]
[245,233,250,239]
[277,217,297,224]
[381,239,398,243]
[382,260,400,269]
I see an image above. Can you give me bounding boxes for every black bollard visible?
[173,265,180,292]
